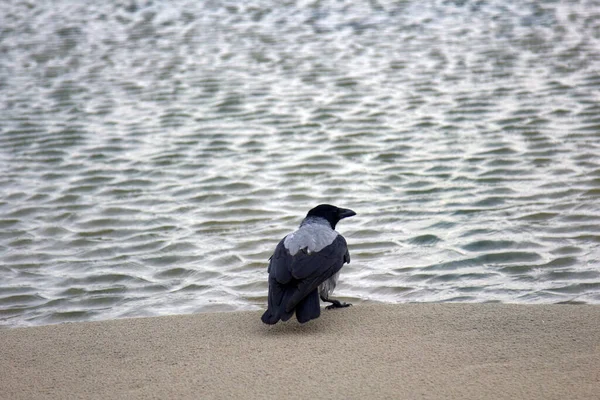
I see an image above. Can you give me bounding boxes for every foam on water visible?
[1,0,600,327]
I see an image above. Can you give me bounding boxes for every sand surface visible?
[1,304,599,399]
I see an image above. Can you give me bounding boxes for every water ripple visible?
[1,0,600,327]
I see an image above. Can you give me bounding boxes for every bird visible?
[261,204,356,324]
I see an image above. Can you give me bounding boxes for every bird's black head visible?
[305,204,356,229]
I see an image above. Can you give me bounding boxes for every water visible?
[1,0,599,327]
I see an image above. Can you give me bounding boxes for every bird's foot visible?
[324,299,352,310]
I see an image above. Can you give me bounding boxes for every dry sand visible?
[1,304,599,399]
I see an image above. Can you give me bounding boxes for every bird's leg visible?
[320,294,351,310]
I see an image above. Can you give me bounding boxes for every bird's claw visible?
[325,300,352,310]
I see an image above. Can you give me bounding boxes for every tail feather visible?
[295,289,320,323]
[261,279,295,324]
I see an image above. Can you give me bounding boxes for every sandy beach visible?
[1,304,599,399]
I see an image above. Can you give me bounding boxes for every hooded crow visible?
[261,204,356,324]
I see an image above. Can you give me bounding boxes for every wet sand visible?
[1,304,599,399]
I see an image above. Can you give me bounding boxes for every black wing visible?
[285,234,349,313]
[261,238,294,324]
[261,234,350,324]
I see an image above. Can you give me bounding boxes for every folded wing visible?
[261,235,349,324]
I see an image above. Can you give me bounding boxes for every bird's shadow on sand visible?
[251,308,350,337]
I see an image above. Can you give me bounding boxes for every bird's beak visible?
[338,208,356,219]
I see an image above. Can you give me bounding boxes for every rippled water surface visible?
[1,0,600,327]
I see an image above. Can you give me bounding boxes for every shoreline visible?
[1,304,599,399]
